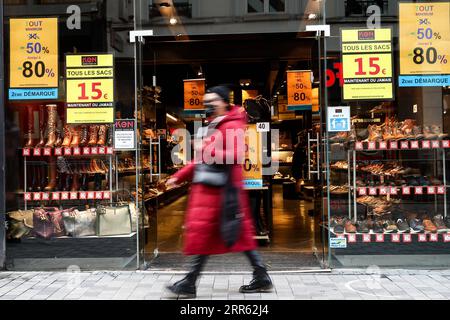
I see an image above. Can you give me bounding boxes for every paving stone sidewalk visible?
[0,269,450,300]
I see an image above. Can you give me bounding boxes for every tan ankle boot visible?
[44,104,58,148]
[62,125,73,147]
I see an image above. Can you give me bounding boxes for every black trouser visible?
[186,250,266,281]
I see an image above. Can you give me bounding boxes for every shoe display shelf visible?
[22,146,114,157]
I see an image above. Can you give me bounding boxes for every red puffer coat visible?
[173,106,257,255]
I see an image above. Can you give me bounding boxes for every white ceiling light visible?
[166,113,178,122]
[169,17,178,25]
[308,13,317,20]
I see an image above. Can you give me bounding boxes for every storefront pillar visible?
[0,0,6,269]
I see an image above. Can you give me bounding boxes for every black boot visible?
[166,255,208,298]
[239,251,273,293]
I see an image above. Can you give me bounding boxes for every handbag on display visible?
[192,163,228,187]
[62,208,97,237]
[127,202,149,232]
[220,166,243,248]
[6,210,34,239]
[33,207,68,239]
[96,205,132,236]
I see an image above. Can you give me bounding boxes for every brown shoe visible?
[70,126,80,147]
[88,125,99,146]
[44,104,58,148]
[35,107,46,148]
[44,158,58,191]
[62,125,73,147]
[79,125,89,147]
[423,217,438,233]
[97,125,107,146]
[25,107,35,148]
[345,220,357,233]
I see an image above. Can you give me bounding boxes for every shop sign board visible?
[287,70,312,111]
[184,79,205,111]
[9,18,59,100]
[341,28,394,101]
[66,54,115,124]
[243,124,263,189]
[328,106,351,132]
[399,2,450,87]
[330,237,347,249]
[114,119,135,150]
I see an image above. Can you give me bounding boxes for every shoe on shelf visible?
[432,215,448,233]
[330,216,345,234]
[396,219,410,233]
[408,217,425,233]
[382,219,398,233]
[356,217,370,233]
[344,220,357,233]
[372,220,384,234]
[422,217,438,233]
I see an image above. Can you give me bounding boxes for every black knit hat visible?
[206,85,230,103]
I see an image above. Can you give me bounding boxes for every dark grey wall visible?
[0,0,5,270]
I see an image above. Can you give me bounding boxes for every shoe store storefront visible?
[0,0,449,271]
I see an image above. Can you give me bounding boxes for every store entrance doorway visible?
[132,31,329,270]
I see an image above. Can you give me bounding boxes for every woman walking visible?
[165,86,273,298]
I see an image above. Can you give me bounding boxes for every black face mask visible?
[204,104,216,118]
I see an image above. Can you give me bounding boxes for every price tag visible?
[368,142,376,150]
[83,147,91,155]
[422,141,431,149]
[403,234,412,243]
[106,147,114,154]
[432,140,440,148]
[54,148,62,156]
[184,79,205,111]
[389,141,398,149]
[410,141,419,149]
[363,234,372,242]
[437,186,445,194]
[442,140,450,148]
[73,147,81,156]
[429,233,439,242]
[103,191,111,199]
[70,192,78,200]
[87,192,95,199]
[79,192,87,200]
[400,141,409,149]
[391,234,401,242]
[369,187,377,195]
[379,141,387,150]
[443,234,450,242]
[98,147,106,155]
[64,147,72,156]
[376,234,384,242]
[43,148,52,156]
[427,186,436,195]
[24,193,32,201]
[61,192,69,200]
[347,234,357,243]
[256,122,270,133]
[95,192,103,200]
[23,149,31,156]
[358,188,367,196]
[390,187,398,195]
[52,192,60,200]
[379,187,388,195]
[33,148,41,156]
[42,192,50,201]
[402,186,411,195]
[414,187,423,195]
[418,234,428,242]
[287,70,312,110]
[33,192,41,201]
[356,142,364,150]
[91,147,98,155]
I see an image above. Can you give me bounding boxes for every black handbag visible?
[220,166,243,247]
[192,163,228,187]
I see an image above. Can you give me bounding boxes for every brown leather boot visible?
[97,125,107,145]
[88,125,99,146]
[44,158,57,191]
[70,126,80,147]
[25,107,35,148]
[107,125,113,146]
[62,125,73,147]
[79,125,89,147]
[54,119,63,147]
[35,107,46,148]
[44,104,58,148]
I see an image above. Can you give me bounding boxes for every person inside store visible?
[164,85,273,298]
[292,131,308,198]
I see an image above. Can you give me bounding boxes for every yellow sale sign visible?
[9,18,58,88]
[243,124,263,189]
[66,54,115,124]
[287,70,312,110]
[341,28,394,101]
[184,79,205,110]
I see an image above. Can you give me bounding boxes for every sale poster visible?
[287,70,312,111]
[184,79,205,111]
[66,54,115,124]
[243,124,263,189]
[9,18,59,100]
[341,28,394,101]
[399,2,450,87]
